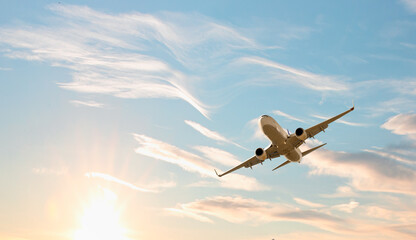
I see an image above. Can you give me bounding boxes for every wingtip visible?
[214,169,222,177]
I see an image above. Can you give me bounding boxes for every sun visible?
[73,188,130,240]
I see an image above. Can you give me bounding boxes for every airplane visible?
[214,106,354,177]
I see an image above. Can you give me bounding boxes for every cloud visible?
[85,172,160,193]
[166,195,359,234]
[0,67,12,71]
[184,120,246,149]
[364,149,416,166]
[70,100,104,108]
[32,167,68,176]
[303,149,416,195]
[331,200,359,213]
[0,4,268,118]
[247,117,267,141]
[169,195,416,238]
[312,114,366,127]
[293,197,325,208]
[401,0,416,13]
[381,113,416,139]
[273,110,306,123]
[133,134,269,191]
[321,185,357,198]
[193,146,242,167]
[236,56,349,92]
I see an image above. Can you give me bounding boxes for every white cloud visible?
[293,197,325,208]
[32,167,68,176]
[273,110,306,123]
[401,0,416,13]
[331,200,359,213]
[303,149,416,195]
[236,56,349,92]
[133,134,269,191]
[322,185,357,198]
[165,208,213,223]
[193,146,242,167]
[167,195,359,234]
[85,172,159,193]
[247,117,265,140]
[381,113,416,139]
[0,67,12,71]
[70,100,104,108]
[364,149,416,166]
[312,114,366,127]
[185,120,246,149]
[0,4,268,118]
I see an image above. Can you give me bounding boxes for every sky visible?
[1,0,416,239]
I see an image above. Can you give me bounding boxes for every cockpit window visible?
[261,115,270,118]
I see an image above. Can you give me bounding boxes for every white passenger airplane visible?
[215,106,354,177]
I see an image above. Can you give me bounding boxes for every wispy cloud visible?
[236,56,349,92]
[166,195,361,234]
[401,0,416,13]
[133,134,269,191]
[293,197,325,208]
[247,117,266,140]
[364,149,416,166]
[312,114,367,127]
[70,100,104,108]
[381,113,416,139]
[85,172,160,193]
[184,120,247,149]
[322,185,357,198]
[168,195,416,238]
[303,148,416,195]
[193,146,242,167]
[273,110,307,123]
[32,167,68,176]
[331,200,359,213]
[0,67,12,71]
[0,4,267,118]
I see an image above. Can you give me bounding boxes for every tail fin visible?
[302,143,327,157]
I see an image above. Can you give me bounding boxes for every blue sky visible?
[1,1,416,239]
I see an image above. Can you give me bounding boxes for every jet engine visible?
[255,148,267,161]
[295,127,308,140]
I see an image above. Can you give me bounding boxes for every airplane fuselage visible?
[259,115,302,162]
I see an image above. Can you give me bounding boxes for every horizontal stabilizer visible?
[272,160,291,171]
[302,143,327,157]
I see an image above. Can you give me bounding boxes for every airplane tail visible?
[302,143,327,157]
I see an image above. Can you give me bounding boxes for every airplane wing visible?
[215,145,280,177]
[288,106,355,148]
[215,156,262,177]
[306,106,354,139]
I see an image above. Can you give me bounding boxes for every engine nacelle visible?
[295,127,308,141]
[255,148,267,161]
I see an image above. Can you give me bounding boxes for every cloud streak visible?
[303,148,416,195]
[133,134,268,191]
[312,114,367,127]
[0,4,265,118]
[85,172,159,193]
[236,56,349,92]
[185,120,247,149]
[166,195,361,234]
[273,110,306,123]
[70,100,104,108]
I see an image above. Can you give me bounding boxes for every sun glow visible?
[74,188,130,240]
